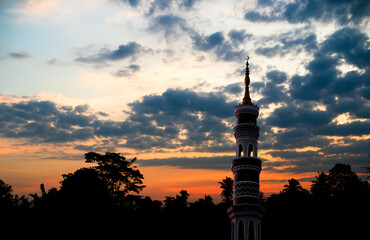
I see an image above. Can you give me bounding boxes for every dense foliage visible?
[1,152,369,239]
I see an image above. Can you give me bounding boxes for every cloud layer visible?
[1,0,369,178]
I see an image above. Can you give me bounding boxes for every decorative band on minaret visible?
[228,58,264,240]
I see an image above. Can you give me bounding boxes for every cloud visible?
[244,0,370,25]
[289,27,369,103]
[264,147,369,174]
[118,0,140,7]
[114,64,140,77]
[0,101,96,143]
[321,27,370,69]
[192,32,225,51]
[138,155,233,170]
[255,31,317,57]
[7,52,32,59]
[146,0,199,16]
[179,0,199,10]
[148,14,190,37]
[147,0,172,16]
[1,26,369,175]
[47,58,67,66]
[0,88,236,151]
[75,42,144,64]
[217,82,243,95]
[316,121,370,137]
[247,25,370,174]
[191,31,246,62]
[123,88,237,150]
[228,30,252,46]
[266,70,287,84]
[266,106,332,128]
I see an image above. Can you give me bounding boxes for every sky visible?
[0,0,369,201]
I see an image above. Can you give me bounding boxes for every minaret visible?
[228,58,264,240]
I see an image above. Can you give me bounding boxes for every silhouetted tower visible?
[228,59,264,240]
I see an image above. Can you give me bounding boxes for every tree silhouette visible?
[282,178,305,193]
[177,189,190,206]
[0,179,14,209]
[328,163,365,198]
[219,176,233,204]
[2,161,369,239]
[59,168,111,209]
[0,179,29,209]
[84,152,145,201]
[191,195,214,209]
[311,172,332,200]
[164,189,190,210]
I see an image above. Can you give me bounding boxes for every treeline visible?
[263,163,369,240]
[1,152,369,239]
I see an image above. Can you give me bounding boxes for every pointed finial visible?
[244,56,250,87]
[245,56,249,74]
[242,56,252,105]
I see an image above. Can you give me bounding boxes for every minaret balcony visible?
[234,123,260,139]
[235,104,259,118]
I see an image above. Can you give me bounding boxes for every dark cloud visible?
[218,82,243,95]
[247,25,369,174]
[321,27,370,69]
[288,27,369,105]
[260,127,331,150]
[264,148,369,174]
[228,30,252,46]
[316,121,370,137]
[192,32,225,51]
[128,88,235,119]
[97,111,109,117]
[255,31,317,57]
[75,42,144,64]
[0,101,96,143]
[266,70,287,84]
[7,52,31,59]
[119,0,140,7]
[148,14,190,37]
[255,45,280,58]
[251,70,289,105]
[46,58,68,66]
[191,31,245,62]
[321,138,370,155]
[123,88,236,150]
[179,0,198,10]
[244,0,370,25]
[258,82,288,105]
[244,11,279,22]
[266,106,332,128]
[146,0,199,16]
[0,88,236,151]
[138,155,233,170]
[115,64,140,77]
[290,55,339,101]
[147,0,172,16]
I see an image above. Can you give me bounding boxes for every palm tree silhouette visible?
[219,176,233,204]
[282,178,309,200]
[282,178,304,193]
[311,172,332,200]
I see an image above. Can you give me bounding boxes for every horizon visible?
[0,0,369,201]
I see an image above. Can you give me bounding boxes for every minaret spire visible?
[242,57,252,105]
[228,58,264,240]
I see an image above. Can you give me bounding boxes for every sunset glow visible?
[0,0,369,202]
